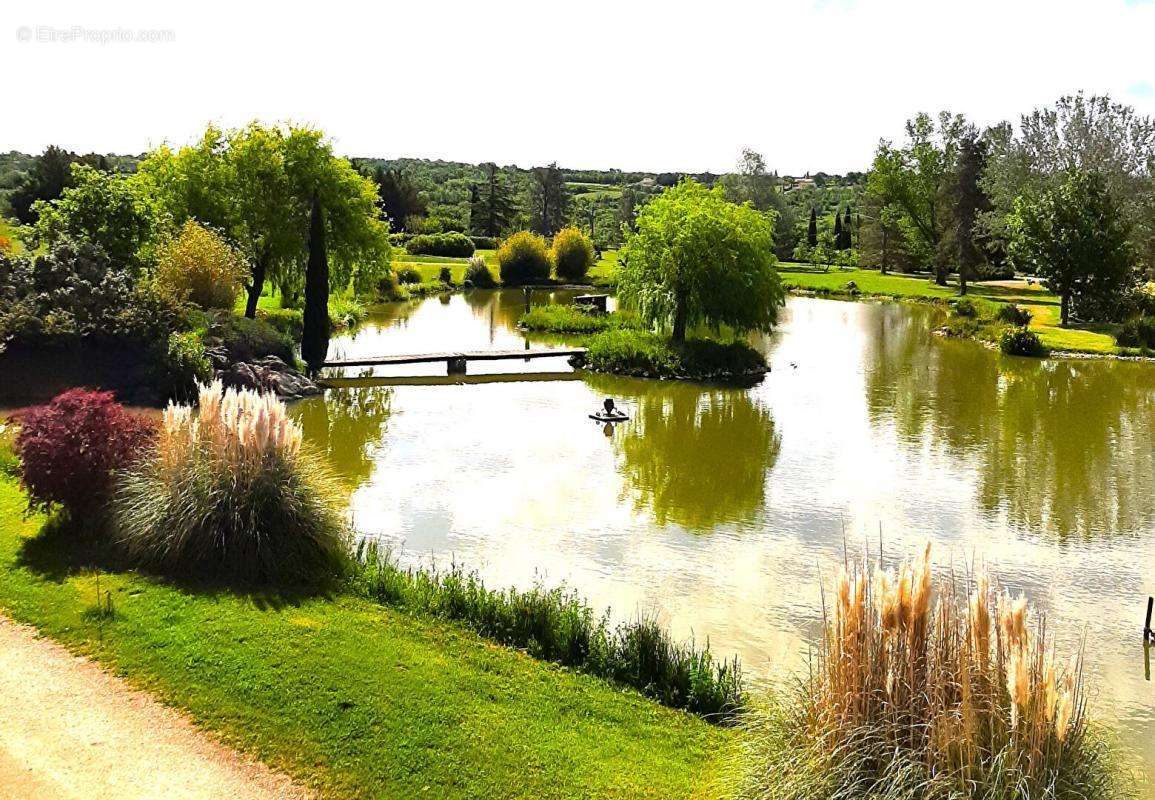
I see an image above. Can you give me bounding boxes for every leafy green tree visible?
[528,163,569,236]
[8,146,113,224]
[983,92,1155,274]
[722,149,799,259]
[137,122,390,317]
[302,196,329,372]
[618,179,785,343]
[369,167,427,233]
[1008,170,1135,326]
[866,112,968,284]
[469,162,517,237]
[29,164,165,274]
[619,186,638,232]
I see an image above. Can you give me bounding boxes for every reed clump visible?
[115,381,350,585]
[735,544,1131,800]
[352,543,744,722]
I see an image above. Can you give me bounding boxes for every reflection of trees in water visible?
[291,388,393,488]
[599,378,780,531]
[863,315,1155,539]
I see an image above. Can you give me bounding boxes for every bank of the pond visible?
[0,476,730,800]
[778,265,1130,357]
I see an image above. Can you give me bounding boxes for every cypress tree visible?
[833,210,843,248]
[807,207,818,247]
[302,195,330,373]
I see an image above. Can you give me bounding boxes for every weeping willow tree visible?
[617,179,785,343]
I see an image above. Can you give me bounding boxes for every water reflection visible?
[862,312,1155,539]
[585,376,780,530]
[291,387,392,486]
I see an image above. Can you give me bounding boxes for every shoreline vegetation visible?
[0,475,727,800]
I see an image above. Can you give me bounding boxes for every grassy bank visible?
[0,476,729,799]
[777,265,1122,355]
[520,305,640,334]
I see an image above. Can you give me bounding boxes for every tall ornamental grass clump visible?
[463,255,497,288]
[115,382,350,585]
[352,545,744,722]
[735,545,1129,800]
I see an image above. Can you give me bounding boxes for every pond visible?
[293,289,1155,789]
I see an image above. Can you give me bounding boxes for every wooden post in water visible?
[447,356,467,375]
[1146,596,1154,641]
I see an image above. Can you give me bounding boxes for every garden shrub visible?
[115,382,350,585]
[153,220,247,310]
[1000,327,1048,357]
[397,267,422,285]
[328,295,367,329]
[406,232,475,258]
[438,266,453,285]
[470,235,499,250]
[463,255,497,288]
[16,389,154,518]
[995,303,1033,327]
[551,226,595,282]
[376,271,405,301]
[497,231,551,285]
[1115,315,1155,349]
[152,331,212,402]
[950,298,977,318]
[258,308,304,343]
[207,312,293,364]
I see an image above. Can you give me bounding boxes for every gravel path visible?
[0,615,311,800]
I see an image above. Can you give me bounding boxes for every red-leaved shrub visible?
[16,389,154,517]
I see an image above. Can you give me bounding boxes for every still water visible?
[293,290,1155,788]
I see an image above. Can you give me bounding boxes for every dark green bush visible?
[497,231,551,285]
[152,331,212,402]
[351,544,745,721]
[470,235,499,250]
[438,266,453,285]
[397,267,422,285]
[258,308,304,343]
[207,312,294,363]
[950,298,978,318]
[1000,328,1048,357]
[406,232,475,258]
[463,255,497,288]
[1115,316,1155,349]
[584,330,767,383]
[994,303,1033,327]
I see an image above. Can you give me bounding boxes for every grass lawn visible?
[778,265,1123,355]
[0,476,729,799]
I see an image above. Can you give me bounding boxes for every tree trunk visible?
[244,253,269,319]
[671,292,687,344]
[1061,290,1070,327]
[881,229,889,275]
[959,263,968,296]
[934,259,948,287]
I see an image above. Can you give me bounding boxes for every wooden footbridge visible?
[323,347,587,376]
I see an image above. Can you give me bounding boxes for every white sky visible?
[3,0,1154,175]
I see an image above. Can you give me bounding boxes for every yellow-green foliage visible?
[154,220,248,310]
[735,544,1126,800]
[551,226,595,281]
[496,231,551,285]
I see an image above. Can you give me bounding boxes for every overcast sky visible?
[3,0,1154,175]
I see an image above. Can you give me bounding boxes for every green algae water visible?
[293,290,1155,791]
